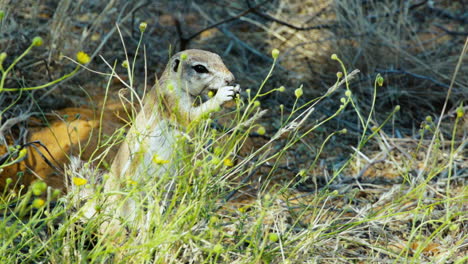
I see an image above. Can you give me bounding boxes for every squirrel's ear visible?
[172,59,180,72]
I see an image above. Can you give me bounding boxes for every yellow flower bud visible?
[331,54,338,60]
[0,52,6,64]
[52,189,61,198]
[139,22,147,32]
[72,177,87,186]
[223,158,234,167]
[167,82,174,91]
[294,87,303,98]
[180,53,188,60]
[277,86,285,92]
[152,154,169,165]
[121,60,129,68]
[32,36,43,47]
[376,74,384,86]
[269,233,279,242]
[32,181,47,196]
[271,48,280,59]
[32,198,45,208]
[211,156,220,165]
[212,244,224,254]
[456,106,464,118]
[76,51,91,64]
[256,125,266,135]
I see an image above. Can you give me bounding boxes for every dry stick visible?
[376,69,450,89]
[177,0,270,50]
[416,37,468,183]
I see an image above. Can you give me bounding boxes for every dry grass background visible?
[0,0,467,262]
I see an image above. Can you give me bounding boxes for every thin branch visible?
[376,68,450,89]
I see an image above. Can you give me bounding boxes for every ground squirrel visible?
[98,49,239,221]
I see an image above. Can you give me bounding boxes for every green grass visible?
[1,1,467,262]
[1,31,466,263]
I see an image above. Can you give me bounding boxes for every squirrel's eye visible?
[192,64,209,74]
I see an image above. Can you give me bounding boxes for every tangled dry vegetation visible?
[0,0,466,263]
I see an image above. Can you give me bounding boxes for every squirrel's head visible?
[167,49,235,96]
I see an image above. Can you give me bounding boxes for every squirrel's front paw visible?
[215,85,240,104]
